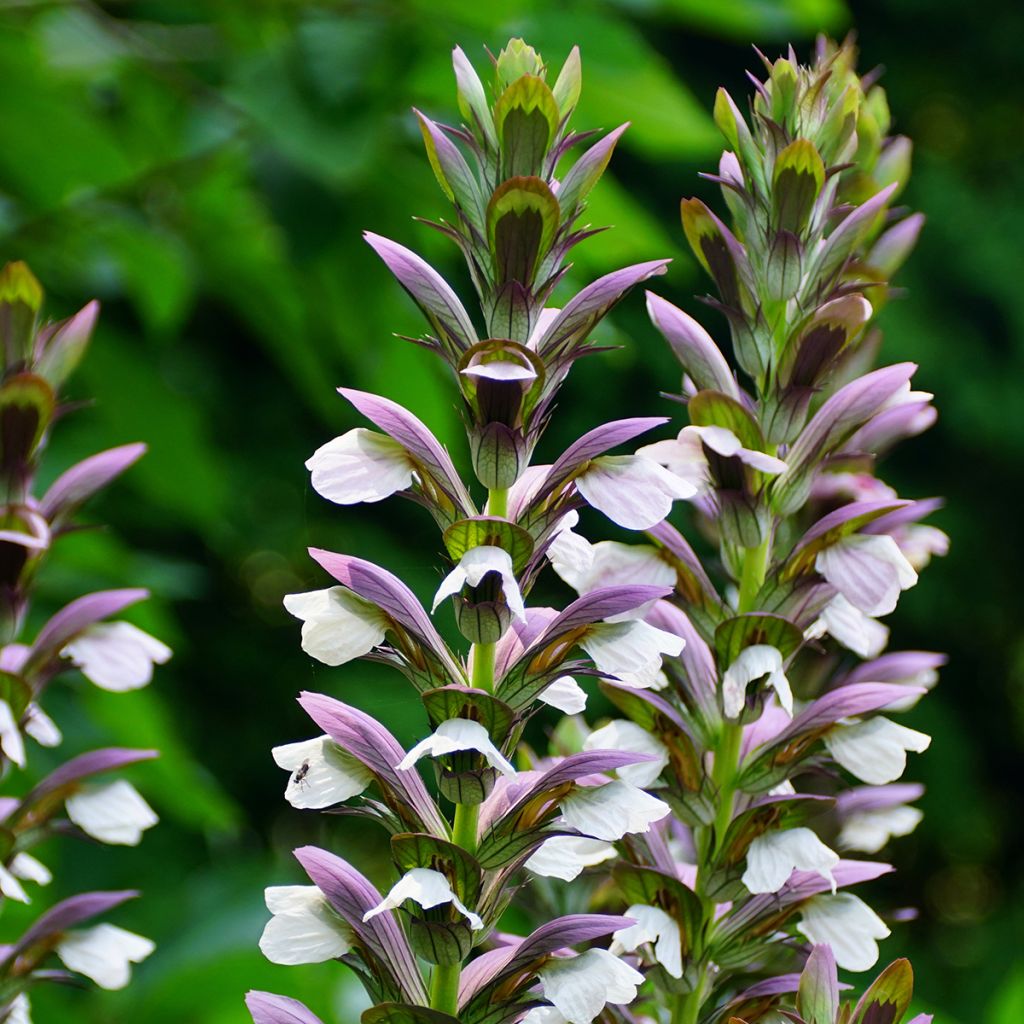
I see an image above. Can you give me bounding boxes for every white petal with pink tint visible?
[432,545,526,622]
[283,587,388,666]
[575,456,696,530]
[306,428,415,504]
[63,622,171,692]
[816,534,917,617]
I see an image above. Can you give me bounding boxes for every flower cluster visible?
[0,263,167,1019]
[248,41,697,1024]
[248,37,943,1024]
[541,40,942,1022]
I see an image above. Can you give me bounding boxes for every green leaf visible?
[391,832,483,905]
[851,958,914,1024]
[612,863,704,958]
[486,176,560,285]
[0,373,55,470]
[493,76,560,178]
[362,1005,460,1024]
[688,390,764,451]
[772,139,826,234]
[443,516,535,573]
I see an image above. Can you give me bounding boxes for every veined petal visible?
[0,699,26,767]
[65,779,158,846]
[722,645,792,719]
[839,804,924,854]
[576,455,696,530]
[56,924,155,990]
[432,546,526,622]
[537,948,644,1024]
[259,885,352,965]
[583,720,668,788]
[817,595,890,659]
[538,676,588,715]
[272,735,372,809]
[816,534,918,617]
[612,903,683,978]
[306,428,415,505]
[560,779,670,841]
[581,620,684,690]
[283,588,388,666]
[525,836,616,882]
[825,717,931,785]
[396,719,515,776]
[796,894,890,972]
[362,867,482,930]
[62,622,171,692]
[742,827,839,894]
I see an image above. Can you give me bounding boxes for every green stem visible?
[487,486,508,518]
[472,640,496,695]
[452,800,480,854]
[429,961,461,1016]
[737,529,771,615]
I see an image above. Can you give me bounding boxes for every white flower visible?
[397,719,515,776]
[9,847,50,888]
[721,645,792,719]
[549,529,675,608]
[538,676,588,715]
[535,948,644,1024]
[4,994,30,1024]
[432,546,526,622]
[638,425,786,496]
[814,595,890,659]
[583,720,669,788]
[272,735,372,809]
[283,587,388,666]
[521,1010,567,1024]
[0,864,29,903]
[612,903,683,978]
[580,620,684,690]
[839,804,924,854]
[525,836,616,882]
[363,868,482,930]
[560,780,671,841]
[796,893,890,972]
[825,717,931,785]
[62,622,171,692]
[259,885,352,965]
[22,703,61,748]
[306,428,415,504]
[56,924,155,990]
[816,534,918,617]
[10,852,51,886]
[0,698,25,767]
[741,827,839,894]
[575,455,696,530]
[65,780,158,846]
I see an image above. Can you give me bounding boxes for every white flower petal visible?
[581,620,684,690]
[816,534,918,617]
[741,827,839,894]
[5,994,30,1024]
[0,699,25,767]
[10,852,51,886]
[583,720,669,788]
[721,645,791,719]
[521,1009,567,1024]
[525,836,616,881]
[272,735,372,809]
[796,894,890,972]
[432,546,526,622]
[56,924,155,990]
[546,522,595,594]
[612,903,683,978]
[825,717,931,785]
[363,868,482,930]
[576,455,696,530]
[260,885,352,965]
[283,587,388,666]
[0,864,30,903]
[23,703,61,748]
[839,805,924,854]
[306,428,415,504]
[538,676,588,715]
[62,622,171,692]
[397,718,515,776]
[817,595,890,659]
[560,780,670,841]
[538,948,644,1024]
[66,780,158,846]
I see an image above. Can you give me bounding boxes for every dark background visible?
[0,1,1020,1020]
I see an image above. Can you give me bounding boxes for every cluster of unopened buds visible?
[0,263,170,1022]
[248,37,943,1024]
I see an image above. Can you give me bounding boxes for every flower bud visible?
[0,262,43,368]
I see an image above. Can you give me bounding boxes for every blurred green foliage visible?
[0,0,1020,1021]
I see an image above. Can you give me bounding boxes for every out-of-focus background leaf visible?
[0,1,1019,1021]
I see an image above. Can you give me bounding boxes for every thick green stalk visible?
[430,486,505,1014]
